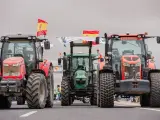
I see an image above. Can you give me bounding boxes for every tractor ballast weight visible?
[95,33,160,108]
[58,40,99,106]
[0,34,54,109]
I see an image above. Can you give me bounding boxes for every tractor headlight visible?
[123,62,130,66]
[124,72,129,76]
[76,78,80,81]
[81,78,87,81]
[3,64,9,66]
[135,62,141,66]
[136,72,140,77]
[3,73,9,76]
[12,63,20,66]
[76,78,86,81]
[11,72,20,76]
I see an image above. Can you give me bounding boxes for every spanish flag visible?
[82,30,99,45]
[37,19,48,36]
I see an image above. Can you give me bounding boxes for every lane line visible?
[20,111,37,117]
[140,108,160,112]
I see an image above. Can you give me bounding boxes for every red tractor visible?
[95,32,160,108]
[0,34,54,109]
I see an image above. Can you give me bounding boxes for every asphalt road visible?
[0,101,160,120]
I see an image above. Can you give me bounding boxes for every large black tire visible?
[61,78,70,106]
[150,72,160,107]
[0,96,12,109]
[26,73,48,109]
[99,72,114,108]
[97,91,100,107]
[17,96,25,105]
[90,81,97,105]
[45,67,54,108]
[140,94,150,107]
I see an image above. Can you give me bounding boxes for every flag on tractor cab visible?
[37,19,48,36]
[82,30,99,45]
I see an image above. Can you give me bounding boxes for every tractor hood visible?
[3,57,25,80]
[3,57,24,65]
[121,55,141,63]
[74,70,87,79]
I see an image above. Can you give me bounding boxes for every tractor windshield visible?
[72,57,89,71]
[110,39,146,71]
[2,40,35,63]
[111,40,145,55]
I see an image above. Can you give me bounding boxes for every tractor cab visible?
[0,34,54,109]
[57,40,99,106]
[108,34,149,80]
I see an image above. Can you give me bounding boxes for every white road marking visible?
[140,108,160,112]
[20,111,37,118]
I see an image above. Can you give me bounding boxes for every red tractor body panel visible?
[147,59,156,69]
[39,60,52,77]
[2,57,26,80]
[121,55,141,80]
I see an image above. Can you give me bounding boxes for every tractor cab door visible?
[36,42,43,68]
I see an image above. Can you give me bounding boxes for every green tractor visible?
[58,41,100,106]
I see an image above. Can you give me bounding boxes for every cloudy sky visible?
[1,0,160,67]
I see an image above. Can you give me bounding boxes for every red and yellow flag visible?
[37,19,48,36]
[82,30,99,45]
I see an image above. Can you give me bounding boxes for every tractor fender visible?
[39,61,53,77]
[31,69,46,76]
[147,60,156,69]
[98,63,113,74]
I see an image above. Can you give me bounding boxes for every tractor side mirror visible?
[157,37,160,44]
[100,58,104,62]
[44,41,50,49]
[58,58,61,65]
[95,37,100,44]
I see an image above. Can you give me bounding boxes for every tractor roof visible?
[0,34,46,42]
[66,53,98,57]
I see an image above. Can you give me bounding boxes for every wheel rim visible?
[39,82,45,103]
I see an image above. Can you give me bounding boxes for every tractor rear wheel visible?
[99,72,114,108]
[17,96,25,105]
[90,81,97,105]
[26,73,48,109]
[0,96,12,109]
[150,72,160,107]
[61,78,70,106]
[45,67,54,108]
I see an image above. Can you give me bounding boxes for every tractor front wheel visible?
[90,81,97,105]
[0,96,12,109]
[26,73,48,109]
[61,78,70,106]
[99,72,114,108]
[45,67,54,108]
[17,96,25,105]
[150,72,160,107]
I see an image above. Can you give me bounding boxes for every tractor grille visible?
[124,65,140,79]
[3,65,20,76]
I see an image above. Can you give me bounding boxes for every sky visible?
[0,0,160,67]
